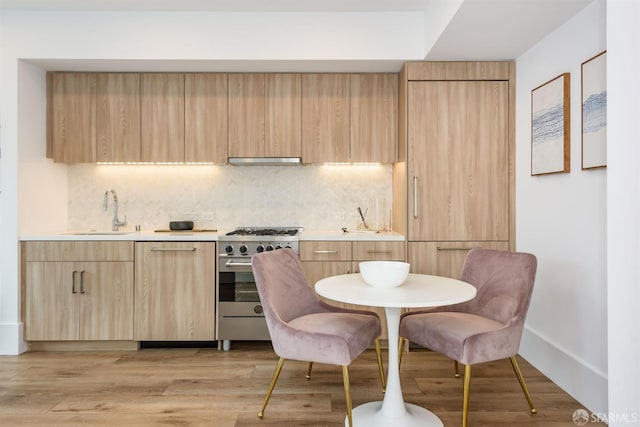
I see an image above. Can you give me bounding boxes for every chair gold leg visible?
[258,357,285,419]
[462,364,471,427]
[398,337,405,368]
[342,366,353,427]
[306,362,313,380]
[454,360,461,378]
[374,338,386,392]
[510,356,537,414]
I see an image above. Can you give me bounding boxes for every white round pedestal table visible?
[315,273,477,427]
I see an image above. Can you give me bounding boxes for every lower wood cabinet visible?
[134,241,215,341]
[300,240,405,339]
[25,241,134,341]
[407,241,509,279]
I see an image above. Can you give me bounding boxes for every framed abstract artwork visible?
[531,73,571,176]
[581,51,607,169]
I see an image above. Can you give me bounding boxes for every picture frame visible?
[581,51,607,169]
[531,73,571,176]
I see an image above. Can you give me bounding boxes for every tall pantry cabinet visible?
[394,62,515,279]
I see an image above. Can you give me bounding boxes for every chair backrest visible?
[252,248,323,328]
[454,248,537,326]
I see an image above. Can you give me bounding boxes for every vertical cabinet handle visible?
[79,271,86,294]
[71,270,78,294]
[413,176,419,219]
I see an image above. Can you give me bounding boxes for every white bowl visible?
[359,261,410,288]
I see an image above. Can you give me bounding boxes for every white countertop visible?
[19,229,405,242]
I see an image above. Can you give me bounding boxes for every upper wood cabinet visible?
[96,73,141,162]
[265,74,302,157]
[302,74,351,163]
[228,74,265,157]
[140,73,185,163]
[185,73,228,163]
[350,74,398,163]
[229,73,301,158]
[49,72,97,163]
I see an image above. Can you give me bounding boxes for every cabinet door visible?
[302,74,350,163]
[265,74,302,157]
[96,73,141,162]
[79,261,134,340]
[301,261,353,290]
[26,262,79,340]
[407,80,509,241]
[185,73,228,163]
[408,241,509,278]
[141,73,185,162]
[350,74,398,163]
[352,241,405,261]
[134,242,215,341]
[228,74,265,157]
[51,72,97,163]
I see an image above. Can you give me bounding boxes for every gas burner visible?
[226,227,301,237]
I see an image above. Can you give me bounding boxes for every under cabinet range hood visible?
[227,157,302,166]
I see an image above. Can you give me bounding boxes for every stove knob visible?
[239,245,248,254]
[285,244,292,249]
[225,245,234,254]
[275,244,283,250]
[266,244,274,252]
[256,245,265,253]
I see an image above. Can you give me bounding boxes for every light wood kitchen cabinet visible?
[229,73,302,158]
[350,74,398,163]
[301,74,350,163]
[185,73,228,163]
[407,241,509,279]
[228,74,265,157]
[265,74,302,157]
[394,62,514,275]
[49,72,97,163]
[300,240,404,339]
[25,241,134,341]
[96,73,141,162]
[407,80,509,241]
[141,73,185,162]
[134,241,215,341]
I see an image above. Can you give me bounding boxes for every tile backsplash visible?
[68,164,393,232]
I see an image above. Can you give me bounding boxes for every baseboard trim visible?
[28,341,140,352]
[0,322,28,355]
[520,326,608,414]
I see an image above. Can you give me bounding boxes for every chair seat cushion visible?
[400,312,517,365]
[277,312,381,366]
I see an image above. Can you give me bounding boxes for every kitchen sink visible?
[66,231,134,235]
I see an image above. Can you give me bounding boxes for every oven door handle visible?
[225,261,253,268]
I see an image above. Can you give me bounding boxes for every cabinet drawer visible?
[26,241,134,262]
[299,241,351,261]
[408,241,509,278]
[352,241,405,261]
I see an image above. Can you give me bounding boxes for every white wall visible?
[607,1,640,425]
[516,0,607,414]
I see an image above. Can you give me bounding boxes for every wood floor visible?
[0,341,602,426]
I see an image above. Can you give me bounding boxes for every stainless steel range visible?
[218,227,301,351]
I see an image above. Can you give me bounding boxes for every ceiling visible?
[1,0,595,68]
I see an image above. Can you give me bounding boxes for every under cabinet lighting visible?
[96,162,217,165]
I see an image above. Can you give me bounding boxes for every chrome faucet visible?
[103,189,127,231]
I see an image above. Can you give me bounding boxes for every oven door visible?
[218,256,270,341]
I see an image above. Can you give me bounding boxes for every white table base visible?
[345,307,444,427]
[346,401,443,427]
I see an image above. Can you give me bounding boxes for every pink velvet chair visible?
[251,248,385,427]
[399,248,538,427]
